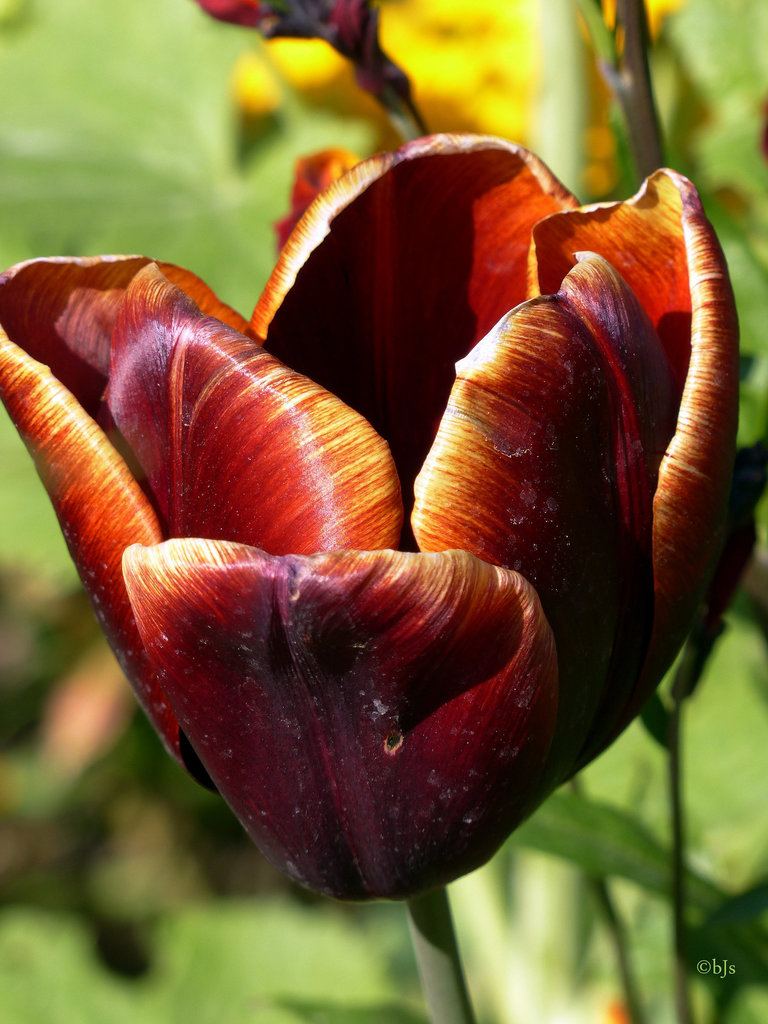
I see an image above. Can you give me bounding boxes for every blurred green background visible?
[1,0,768,1022]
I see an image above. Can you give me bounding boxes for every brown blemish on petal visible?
[384,729,404,755]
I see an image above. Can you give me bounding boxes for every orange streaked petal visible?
[123,537,558,899]
[532,173,739,758]
[0,256,155,417]
[108,265,402,552]
[253,133,577,539]
[0,326,187,763]
[620,175,739,737]
[0,255,252,421]
[530,170,700,390]
[413,255,679,783]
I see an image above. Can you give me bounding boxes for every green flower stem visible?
[669,643,696,1024]
[590,875,647,1024]
[612,0,664,178]
[407,886,477,1024]
[570,778,646,1024]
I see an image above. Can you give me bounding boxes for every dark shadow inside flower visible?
[263,149,571,548]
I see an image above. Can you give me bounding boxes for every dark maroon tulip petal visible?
[108,265,402,551]
[413,254,679,785]
[253,134,577,539]
[531,172,739,755]
[0,256,252,421]
[123,537,558,899]
[608,175,739,742]
[0,326,185,762]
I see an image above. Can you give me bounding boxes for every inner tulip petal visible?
[123,537,558,899]
[254,134,577,541]
[107,265,402,553]
[413,255,679,785]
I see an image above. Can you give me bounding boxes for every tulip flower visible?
[0,134,737,899]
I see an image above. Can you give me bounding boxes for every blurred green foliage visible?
[1,0,768,1022]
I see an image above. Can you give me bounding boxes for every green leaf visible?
[510,790,719,913]
[0,901,424,1024]
[0,0,375,313]
[511,790,768,983]
[274,1002,427,1024]
[639,691,671,749]
[141,900,403,1020]
[707,882,768,926]
[0,0,376,581]
[0,909,137,1024]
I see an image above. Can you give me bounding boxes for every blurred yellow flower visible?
[230,0,687,192]
[232,50,283,117]
[381,0,539,142]
[268,36,344,93]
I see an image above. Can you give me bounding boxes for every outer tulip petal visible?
[605,177,739,747]
[108,265,402,552]
[412,255,679,783]
[0,256,156,418]
[253,134,577,538]
[0,326,185,761]
[123,537,558,899]
[531,169,712,392]
[530,172,739,754]
[0,256,252,420]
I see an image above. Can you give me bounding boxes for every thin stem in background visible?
[407,886,477,1024]
[570,777,646,1024]
[579,0,664,182]
[590,876,648,1024]
[668,642,697,1024]
[378,81,429,142]
[536,0,589,195]
[611,0,664,178]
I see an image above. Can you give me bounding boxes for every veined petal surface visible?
[623,173,739,734]
[108,265,402,552]
[123,538,558,899]
[0,255,252,420]
[253,134,577,539]
[529,171,739,748]
[413,255,679,783]
[0,327,185,760]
